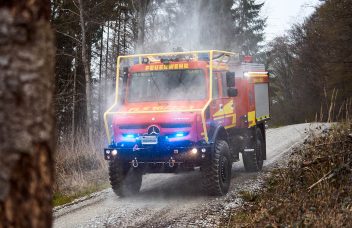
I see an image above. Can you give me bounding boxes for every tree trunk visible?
[98,25,103,133]
[104,21,110,109]
[117,10,121,56]
[123,10,128,54]
[78,0,93,144]
[136,1,149,53]
[0,1,55,227]
[72,50,77,151]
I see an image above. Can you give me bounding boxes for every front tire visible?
[243,127,264,172]
[201,140,232,196]
[109,158,142,197]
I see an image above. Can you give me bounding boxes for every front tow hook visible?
[168,157,175,168]
[131,158,139,168]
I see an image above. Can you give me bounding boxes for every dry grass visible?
[53,132,108,206]
[225,122,352,227]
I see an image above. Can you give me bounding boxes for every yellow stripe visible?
[201,51,214,142]
[246,72,268,77]
[212,109,224,118]
[225,124,236,129]
[229,113,236,125]
[248,74,268,77]
[223,101,234,115]
[256,115,270,121]
[248,111,256,127]
[117,50,237,59]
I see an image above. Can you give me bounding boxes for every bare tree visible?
[78,0,93,144]
[0,0,55,227]
[135,0,151,53]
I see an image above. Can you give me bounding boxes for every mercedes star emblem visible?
[147,125,160,135]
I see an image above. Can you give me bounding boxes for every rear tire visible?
[201,140,232,196]
[243,128,264,172]
[109,158,142,197]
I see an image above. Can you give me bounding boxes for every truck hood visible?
[117,101,206,113]
[110,101,206,143]
[112,111,197,126]
[111,110,203,143]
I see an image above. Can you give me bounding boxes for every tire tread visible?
[202,140,231,196]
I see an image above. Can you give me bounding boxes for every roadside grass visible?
[224,122,352,227]
[53,183,109,206]
[53,132,109,207]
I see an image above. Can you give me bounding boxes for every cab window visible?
[221,72,228,97]
[212,72,220,99]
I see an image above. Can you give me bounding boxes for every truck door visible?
[220,72,236,129]
[210,72,224,126]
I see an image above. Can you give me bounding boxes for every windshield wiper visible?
[149,73,161,103]
[178,71,194,102]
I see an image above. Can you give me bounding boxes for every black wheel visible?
[243,127,264,172]
[201,140,232,196]
[109,158,142,197]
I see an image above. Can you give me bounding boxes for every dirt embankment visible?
[225,123,352,227]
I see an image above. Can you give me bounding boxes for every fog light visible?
[191,148,198,154]
[201,148,206,153]
[175,132,185,137]
[111,149,118,156]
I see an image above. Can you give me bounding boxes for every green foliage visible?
[53,183,109,207]
[232,0,266,56]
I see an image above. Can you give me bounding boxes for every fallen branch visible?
[308,160,352,191]
[308,171,334,191]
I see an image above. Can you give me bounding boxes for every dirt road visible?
[54,123,323,228]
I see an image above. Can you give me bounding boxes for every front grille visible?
[160,123,191,128]
[119,124,149,129]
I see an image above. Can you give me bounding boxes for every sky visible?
[262,0,323,42]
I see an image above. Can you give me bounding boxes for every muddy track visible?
[54,123,327,228]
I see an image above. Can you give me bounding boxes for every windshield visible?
[127,69,207,102]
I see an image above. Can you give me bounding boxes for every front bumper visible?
[104,140,211,165]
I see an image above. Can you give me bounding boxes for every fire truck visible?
[103,50,270,196]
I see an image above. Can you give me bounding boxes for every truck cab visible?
[103,50,270,196]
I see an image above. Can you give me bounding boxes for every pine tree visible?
[166,0,234,50]
[232,0,266,56]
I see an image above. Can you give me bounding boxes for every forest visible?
[0,0,351,227]
[52,0,351,146]
[51,0,351,207]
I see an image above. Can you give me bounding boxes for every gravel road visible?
[54,123,324,228]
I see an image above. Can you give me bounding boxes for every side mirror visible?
[226,71,235,87]
[227,87,238,97]
[122,67,129,85]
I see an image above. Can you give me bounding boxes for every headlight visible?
[122,133,138,139]
[191,148,198,154]
[111,149,118,156]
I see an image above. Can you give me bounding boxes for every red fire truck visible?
[103,50,270,196]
